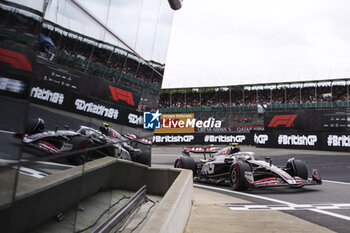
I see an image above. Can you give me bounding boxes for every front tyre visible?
[130,141,151,166]
[229,161,251,191]
[174,156,197,175]
[286,158,308,180]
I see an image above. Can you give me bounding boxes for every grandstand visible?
[41,21,163,89]
[159,80,350,129]
[39,20,162,110]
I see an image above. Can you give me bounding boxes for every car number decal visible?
[202,162,215,174]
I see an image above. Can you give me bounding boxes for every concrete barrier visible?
[140,168,193,233]
[0,157,193,233]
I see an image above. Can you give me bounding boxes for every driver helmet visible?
[230,143,240,154]
[99,122,111,136]
[99,123,120,139]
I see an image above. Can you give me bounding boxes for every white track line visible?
[323,180,350,185]
[0,130,15,134]
[311,209,350,221]
[227,204,350,211]
[34,161,75,168]
[194,183,350,221]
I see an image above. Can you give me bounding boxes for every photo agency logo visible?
[143,110,161,129]
[143,111,222,130]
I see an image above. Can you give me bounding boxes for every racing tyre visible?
[229,161,252,191]
[137,150,151,166]
[174,156,197,175]
[130,141,151,166]
[25,118,45,135]
[286,159,308,180]
[99,145,116,157]
[68,136,94,165]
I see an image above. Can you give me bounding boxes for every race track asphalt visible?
[152,145,350,233]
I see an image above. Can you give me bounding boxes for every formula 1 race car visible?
[77,123,152,166]
[20,118,151,165]
[174,145,322,190]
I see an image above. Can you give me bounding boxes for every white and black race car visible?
[174,145,322,190]
[20,118,151,166]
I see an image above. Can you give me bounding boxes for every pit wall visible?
[153,131,350,152]
[0,157,193,233]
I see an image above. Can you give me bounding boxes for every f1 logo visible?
[109,86,135,106]
[268,115,297,128]
[0,48,32,71]
[143,110,161,129]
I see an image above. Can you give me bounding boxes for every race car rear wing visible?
[182,146,219,159]
[123,133,152,145]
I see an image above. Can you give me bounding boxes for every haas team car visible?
[174,145,322,190]
[20,118,152,165]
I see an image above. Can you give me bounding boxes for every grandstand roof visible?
[161,79,350,91]
[162,71,350,90]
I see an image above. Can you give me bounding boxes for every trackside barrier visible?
[153,132,350,152]
[140,168,193,233]
[0,157,192,233]
[254,131,350,152]
[152,133,253,145]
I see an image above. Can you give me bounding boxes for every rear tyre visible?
[229,161,251,191]
[174,156,197,175]
[68,136,94,165]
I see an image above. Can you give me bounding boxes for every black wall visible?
[153,131,350,152]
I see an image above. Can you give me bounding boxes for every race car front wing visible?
[247,169,322,188]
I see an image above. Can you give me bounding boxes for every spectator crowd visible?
[159,85,349,108]
[40,22,163,87]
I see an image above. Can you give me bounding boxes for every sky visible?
[43,0,173,64]
[162,0,350,89]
